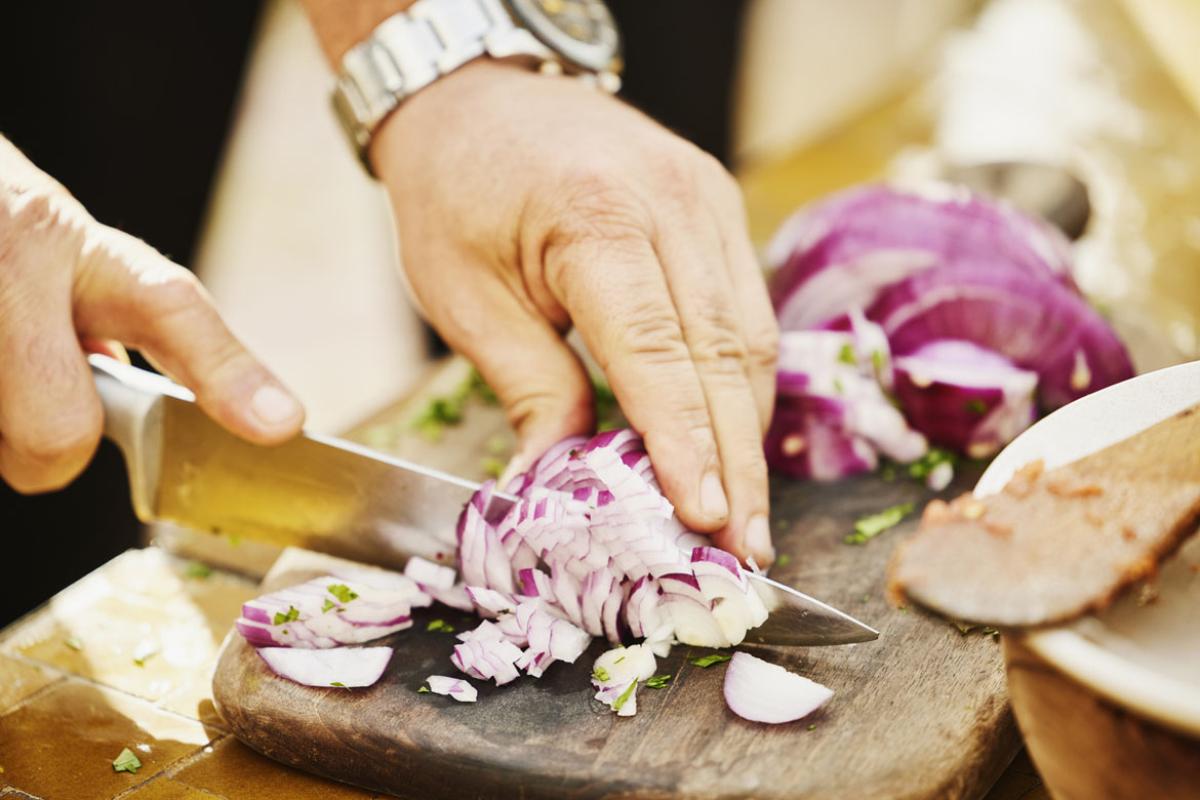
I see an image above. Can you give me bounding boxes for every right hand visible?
[0,138,304,493]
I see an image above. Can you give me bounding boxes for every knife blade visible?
[92,355,878,646]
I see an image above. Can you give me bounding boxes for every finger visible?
[73,225,304,444]
[706,176,779,435]
[418,253,594,480]
[654,206,774,564]
[0,194,102,492]
[549,234,730,533]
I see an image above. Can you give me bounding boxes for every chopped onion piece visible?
[723,652,833,724]
[591,644,657,717]
[257,646,392,688]
[426,675,478,702]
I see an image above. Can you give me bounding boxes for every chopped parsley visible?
[775,554,791,567]
[273,606,300,625]
[690,653,731,668]
[845,502,914,545]
[184,561,212,580]
[592,666,611,682]
[112,748,142,774]
[418,685,430,694]
[64,637,83,652]
[871,350,886,373]
[907,448,957,481]
[330,682,347,689]
[837,343,857,365]
[426,619,455,633]
[591,374,622,432]
[322,599,336,614]
[644,674,672,689]
[327,584,359,604]
[611,680,637,712]
[807,723,817,731]
[953,621,1000,640]
[480,456,505,479]
[965,398,988,415]
[411,370,499,440]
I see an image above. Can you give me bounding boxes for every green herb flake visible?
[327,584,359,604]
[965,398,988,415]
[907,448,957,480]
[611,680,638,712]
[330,682,347,688]
[64,637,83,652]
[775,554,791,567]
[322,599,336,614]
[880,463,897,482]
[418,685,431,694]
[592,666,611,683]
[690,653,732,668]
[645,674,672,689]
[614,655,625,664]
[426,619,455,633]
[807,723,817,731]
[871,349,886,372]
[845,502,914,545]
[184,561,212,580]
[112,747,142,774]
[273,606,301,626]
[837,343,857,365]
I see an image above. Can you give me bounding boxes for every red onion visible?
[723,651,833,724]
[767,183,1133,478]
[257,646,392,688]
[426,675,478,702]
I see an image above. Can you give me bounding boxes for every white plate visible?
[976,359,1200,737]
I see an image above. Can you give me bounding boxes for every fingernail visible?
[251,384,301,427]
[700,472,729,520]
[746,515,775,564]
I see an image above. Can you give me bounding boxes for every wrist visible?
[300,0,419,65]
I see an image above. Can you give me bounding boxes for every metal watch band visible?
[333,0,552,165]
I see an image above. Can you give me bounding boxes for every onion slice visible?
[723,652,833,724]
[257,646,392,688]
[426,675,478,702]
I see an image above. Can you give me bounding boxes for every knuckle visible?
[617,308,688,363]
[689,306,749,377]
[11,409,101,470]
[554,168,647,243]
[747,323,780,372]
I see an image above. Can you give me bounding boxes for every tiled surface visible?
[0,655,59,711]
[119,778,224,800]
[171,738,377,800]
[0,680,211,800]
[0,548,399,800]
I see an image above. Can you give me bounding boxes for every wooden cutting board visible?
[211,358,1018,800]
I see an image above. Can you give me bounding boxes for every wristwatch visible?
[332,0,623,172]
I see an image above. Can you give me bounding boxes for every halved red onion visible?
[426,675,478,702]
[767,183,1133,471]
[723,652,833,724]
[257,646,392,688]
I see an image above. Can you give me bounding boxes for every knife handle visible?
[89,355,177,522]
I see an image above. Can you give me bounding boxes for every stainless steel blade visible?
[91,354,514,570]
[745,573,880,646]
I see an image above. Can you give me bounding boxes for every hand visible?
[0,139,304,493]
[373,62,779,563]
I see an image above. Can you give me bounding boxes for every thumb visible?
[73,224,305,444]
[433,273,594,480]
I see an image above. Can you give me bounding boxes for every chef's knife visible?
[92,355,878,646]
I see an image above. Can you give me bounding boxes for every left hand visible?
[370,61,779,563]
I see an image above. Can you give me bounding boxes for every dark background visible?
[0,0,745,627]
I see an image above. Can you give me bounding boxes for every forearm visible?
[299,0,419,65]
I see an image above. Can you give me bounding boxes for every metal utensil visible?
[92,355,878,646]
